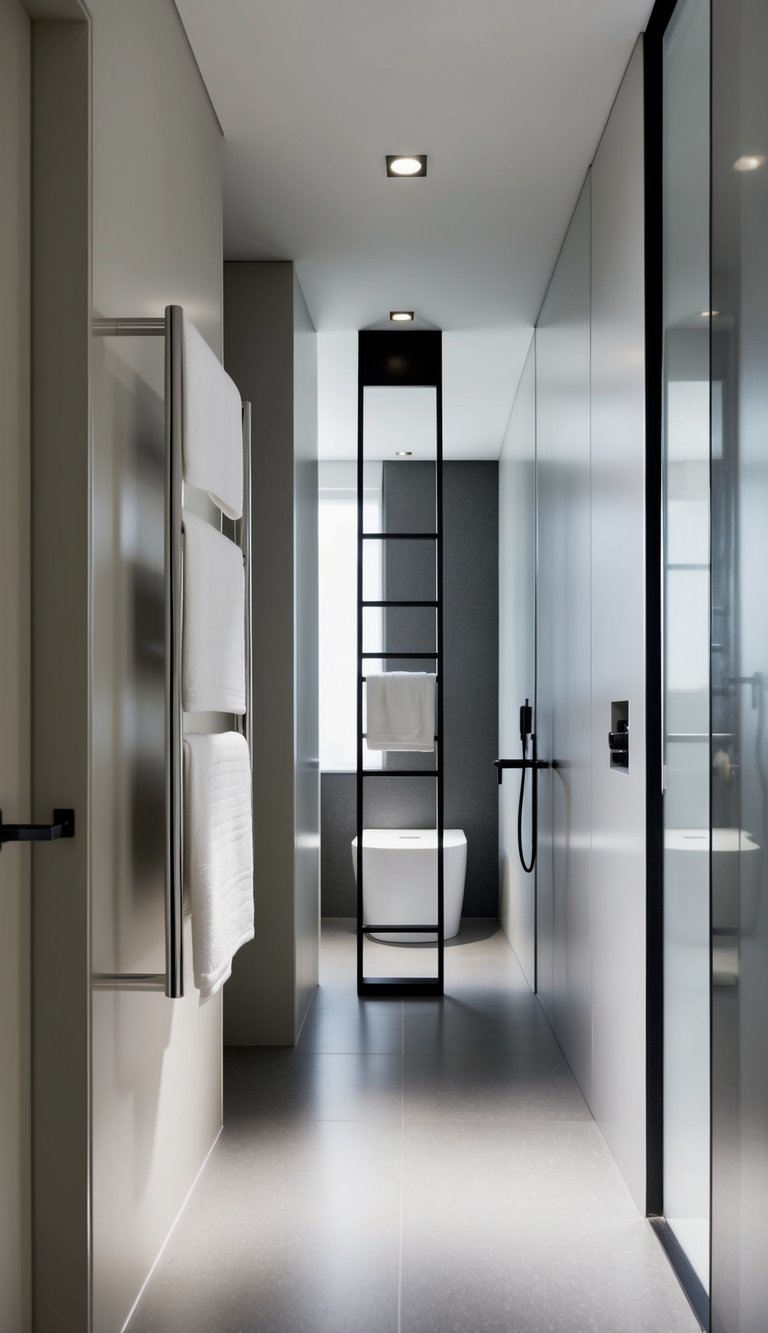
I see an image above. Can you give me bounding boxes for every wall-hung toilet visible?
[351,829,467,942]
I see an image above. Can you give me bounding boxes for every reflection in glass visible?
[662,0,711,1293]
[710,0,768,1325]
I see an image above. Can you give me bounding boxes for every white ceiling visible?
[176,0,652,456]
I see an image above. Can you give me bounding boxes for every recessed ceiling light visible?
[395,450,413,457]
[700,310,720,317]
[734,154,766,172]
[386,155,427,177]
[390,310,414,322]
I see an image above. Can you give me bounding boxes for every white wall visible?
[87,2,225,1328]
[0,3,30,1328]
[536,178,593,1100]
[504,39,647,1211]
[589,39,647,1212]
[498,337,536,987]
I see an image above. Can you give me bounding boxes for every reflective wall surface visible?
[661,0,711,1294]
[711,1,768,1328]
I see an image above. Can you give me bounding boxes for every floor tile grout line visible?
[397,999,405,1333]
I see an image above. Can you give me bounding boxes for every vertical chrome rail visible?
[92,311,172,994]
[164,305,185,998]
[91,309,247,999]
[235,402,253,771]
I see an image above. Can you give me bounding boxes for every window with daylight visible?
[318,462,383,770]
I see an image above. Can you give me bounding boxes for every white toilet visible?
[351,828,467,942]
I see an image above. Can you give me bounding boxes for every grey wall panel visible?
[0,4,30,1328]
[293,274,320,1038]
[223,262,319,1045]
[31,20,91,1332]
[86,2,225,1328]
[498,338,537,987]
[223,263,297,1045]
[321,463,498,919]
[535,179,593,1098]
[589,39,647,1213]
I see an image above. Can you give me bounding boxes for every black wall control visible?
[610,701,629,771]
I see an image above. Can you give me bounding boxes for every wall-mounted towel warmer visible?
[91,306,252,999]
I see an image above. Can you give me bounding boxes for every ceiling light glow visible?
[395,451,413,457]
[390,310,414,322]
[386,154,427,178]
[700,310,720,318]
[734,155,766,172]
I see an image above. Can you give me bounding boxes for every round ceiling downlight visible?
[386,154,427,177]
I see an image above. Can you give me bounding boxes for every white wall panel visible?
[498,338,536,986]
[87,2,225,1327]
[535,181,593,1097]
[589,39,647,1212]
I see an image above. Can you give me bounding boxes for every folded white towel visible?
[182,316,243,520]
[366,672,436,751]
[184,731,254,997]
[182,509,246,714]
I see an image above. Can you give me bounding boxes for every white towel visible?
[182,509,246,714]
[182,316,244,520]
[184,731,254,997]
[366,672,436,751]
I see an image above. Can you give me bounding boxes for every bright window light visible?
[319,463,383,771]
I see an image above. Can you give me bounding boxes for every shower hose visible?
[517,733,536,875]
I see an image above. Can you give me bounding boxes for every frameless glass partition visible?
[661,0,711,1298]
[710,0,768,1326]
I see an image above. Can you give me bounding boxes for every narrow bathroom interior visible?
[2,1,767,1331]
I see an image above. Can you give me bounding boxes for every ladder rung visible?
[362,600,438,608]
[361,769,438,777]
[362,676,440,683]
[361,532,438,540]
[363,924,440,934]
[357,977,443,997]
[362,733,439,741]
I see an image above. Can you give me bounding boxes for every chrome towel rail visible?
[92,306,252,999]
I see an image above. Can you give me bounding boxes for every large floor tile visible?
[403,1051,591,1123]
[399,1121,701,1333]
[126,921,701,1333]
[225,1048,403,1122]
[297,1001,404,1053]
[403,1007,561,1057]
[128,1120,401,1333]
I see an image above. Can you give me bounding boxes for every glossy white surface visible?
[536,176,593,1100]
[588,40,648,1214]
[351,830,467,940]
[498,338,537,987]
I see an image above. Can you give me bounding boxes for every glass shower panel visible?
[711,0,768,1326]
[662,0,711,1295]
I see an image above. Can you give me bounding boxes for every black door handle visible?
[0,808,75,846]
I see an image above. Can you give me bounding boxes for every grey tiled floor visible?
[126,920,701,1333]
